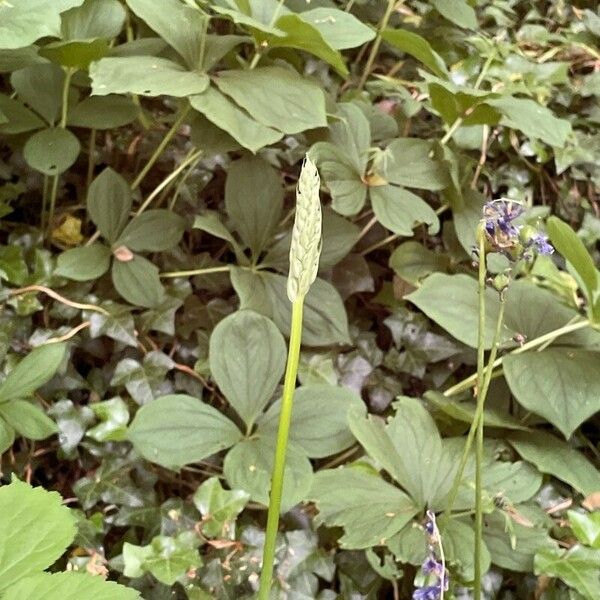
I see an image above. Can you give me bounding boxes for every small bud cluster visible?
[482,200,553,260]
[413,511,448,600]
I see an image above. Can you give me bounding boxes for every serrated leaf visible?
[209,310,286,429]
[128,394,243,469]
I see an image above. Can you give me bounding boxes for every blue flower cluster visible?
[413,511,448,600]
[482,200,554,259]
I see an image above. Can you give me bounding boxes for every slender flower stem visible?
[259,299,304,599]
[357,0,397,90]
[159,265,231,279]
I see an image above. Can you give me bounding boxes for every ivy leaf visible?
[127,394,243,469]
[209,310,286,429]
[0,479,76,590]
[0,343,65,402]
[568,511,600,548]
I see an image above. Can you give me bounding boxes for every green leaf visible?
[508,431,600,496]
[225,156,283,256]
[0,344,65,402]
[55,243,111,281]
[224,438,313,513]
[87,167,132,243]
[192,477,249,539]
[87,397,130,442]
[61,0,126,39]
[112,255,165,308]
[389,241,449,285]
[258,384,365,458]
[441,519,491,581]
[123,531,201,586]
[0,0,84,49]
[0,400,57,440]
[190,86,282,153]
[231,270,350,346]
[0,94,45,134]
[381,138,449,190]
[0,478,76,590]
[429,82,500,126]
[40,39,110,69]
[487,96,572,147]
[11,63,64,125]
[371,185,439,236]
[67,95,138,129]
[381,29,448,77]
[503,348,600,438]
[23,128,80,176]
[116,210,185,252]
[309,467,419,549]
[265,14,348,76]
[0,419,15,454]
[209,310,286,429]
[214,67,327,135]
[90,56,209,97]
[568,511,600,548]
[547,216,600,319]
[432,0,477,29]
[2,572,140,600]
[535,546,600,600]
[126,0,207,69]
[127,394,242,469]
[300,8,375,50]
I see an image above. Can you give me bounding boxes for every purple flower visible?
[422,556,445,578]
[413,584,443,600]
[483,200,523,240]
[529,233,554,255]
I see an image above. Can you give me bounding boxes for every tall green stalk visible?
[259,157,322,599]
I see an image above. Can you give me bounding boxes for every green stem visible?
[159,265,231,279]
[248,0,285,69]
[258,299,304,599]
[357,0,397,90]
[130,104,190,192]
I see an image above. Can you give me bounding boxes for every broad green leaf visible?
[193,211,237,246]
[210,5,284,37]
[0,343,65,402]
[484,511,555,572]
[381,29,448,77]
[371,185,439,236]
[128,394,242,469]
[266,14,348,76]
[503,348,600,438]
[223,438,313,513]
[90,57,209,97]
[214,67,327,135]
[441,519,491,581]
[23,128,80,176]
[300,8,375,50]
[11,63,64,125]
[381,138,449,190]
[116,210,185,252]
[0,94,45,134]
[232,270,350,346]
[547,216,600,318]
[2,572,140,600]
[0,420,15,454]
[61,0,126,39]
[568,511,600,548]
[123,531,201,586]
[190,86,282,153]
[193,477,249,539]
[39,39,110,69]
[67,95,138,129]
[111,255,165,308]
[429,82,500,126]
[487,96,572,147]
[258,384,365,458]
[189,110,241,155]
[0,400,57,440]
[87,167,132,243]
[55,243,111,281]
[225,156,283,256]
[432,0,477,28]
[126,0,207,69]
[508,431,600,496]
[209,310,286,428]
[0,47,46,72]
[0,478,76,590]
[309,467,419,549]
[389,241,449,285]
[535,546,600,600]
[0,0,84,49]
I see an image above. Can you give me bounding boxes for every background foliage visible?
[1,0,600,598]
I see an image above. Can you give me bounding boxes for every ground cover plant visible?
[1,0,600,598]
